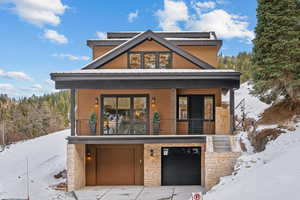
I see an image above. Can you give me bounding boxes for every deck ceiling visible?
[67,135,207,144]
[51,69,240,89]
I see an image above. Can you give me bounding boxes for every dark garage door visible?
[162,147,201,185]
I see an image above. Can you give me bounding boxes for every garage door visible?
[162,147,201,185]
[96,144,143,185]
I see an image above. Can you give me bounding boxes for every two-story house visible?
[50,30,241,192]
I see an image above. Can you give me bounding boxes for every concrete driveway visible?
[72,186,204,200]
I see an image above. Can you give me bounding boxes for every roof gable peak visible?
[82,30,214,70]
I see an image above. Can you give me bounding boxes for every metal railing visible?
[235,98,246,131]
[75,118,216,136]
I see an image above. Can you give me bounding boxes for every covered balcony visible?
[50,69,240,143]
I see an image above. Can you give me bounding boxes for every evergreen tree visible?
[218,52,253,83]
[252,0,300,104]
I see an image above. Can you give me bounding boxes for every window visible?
[177,95,215,121]
[144,53,156,69]
[102,95,148,135]
[159,53,171,69]
[128,52,172,69]
[178,96,188,120]
[129,53,141,69]
[204,96,214,120]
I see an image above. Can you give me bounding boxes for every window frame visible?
[100,94,149,135]
[176,95,215,122]
[128,53,142,69]
[128,51,172,69]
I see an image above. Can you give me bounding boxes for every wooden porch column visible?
[171,88,177,134]
[70,89,76,136]
[229,89,235,134]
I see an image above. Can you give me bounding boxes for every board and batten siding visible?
[92,40,218,69]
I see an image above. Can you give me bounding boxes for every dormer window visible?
[128,51,172,69]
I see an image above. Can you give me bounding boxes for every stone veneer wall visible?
[205,152,241,190]
[144,143,206,187]
[67,143,86,191]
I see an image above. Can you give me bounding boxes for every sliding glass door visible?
[102,95,148,135]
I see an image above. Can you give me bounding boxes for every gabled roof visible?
[82,30,215,70]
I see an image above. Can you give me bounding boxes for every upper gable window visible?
[128,52,172,69]
[129,53,141,69]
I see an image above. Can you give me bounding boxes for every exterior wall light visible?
[150,149,154,157]
[151,97,156,108]
[94,97,99,107]
[86,150,92,161]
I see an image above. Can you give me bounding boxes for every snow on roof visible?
[53,69,237,74]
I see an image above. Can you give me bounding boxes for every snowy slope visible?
[0,129,69,199]
[205,123,300,200]
[206,82,300,200]
[223,82,270,120]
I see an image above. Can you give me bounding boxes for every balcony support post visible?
[70,89,76,136]
[171,88,177,134]
[229,88,235,134]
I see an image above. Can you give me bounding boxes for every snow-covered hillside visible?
[205,82,300,200]
[224,82,270,120]
[205,123,300,200]
[0,129,69,199]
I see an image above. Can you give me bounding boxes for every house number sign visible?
[192,192,203,200]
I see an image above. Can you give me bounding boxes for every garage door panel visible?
[97,148,135,185]
[162,147,201,185]
[89,144,143,186]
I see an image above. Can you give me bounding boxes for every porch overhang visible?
[51,69,241,89]
[67,135,207,144]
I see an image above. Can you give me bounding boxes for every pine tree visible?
[252,0,300,104]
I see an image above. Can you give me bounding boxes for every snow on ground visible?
[223,82,270,120]
[0,129,69,200]
[209,82,300,200]
[205,123,300,200]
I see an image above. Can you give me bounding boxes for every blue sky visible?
[0,0,257,97]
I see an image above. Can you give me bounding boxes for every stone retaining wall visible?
[205,152,241,189]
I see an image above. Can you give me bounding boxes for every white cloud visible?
[193,1,216,9]
[155,0,254,42]
[0,0,68,26]
[191,1,216,16]
[31,84,43,90]
[187,9,254,41]
[96,32,107,39]
[45,79,54,85]
[43,29,68,44]
[128,10,139,23]
[52,53,89,61]
[0,83,14,90]
[156,0,189,31]
[0,68,32,81]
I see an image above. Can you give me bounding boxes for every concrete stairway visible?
[213,136,231,152]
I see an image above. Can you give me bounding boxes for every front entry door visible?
[188,96,204,134]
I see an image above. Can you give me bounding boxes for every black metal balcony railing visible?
[75,118,215,136]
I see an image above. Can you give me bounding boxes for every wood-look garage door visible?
[93,144,143,185]
[162,147,201,185]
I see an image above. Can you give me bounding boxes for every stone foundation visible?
[205,152,241,190]
[66,140,241,191]
[67,143,86,191]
